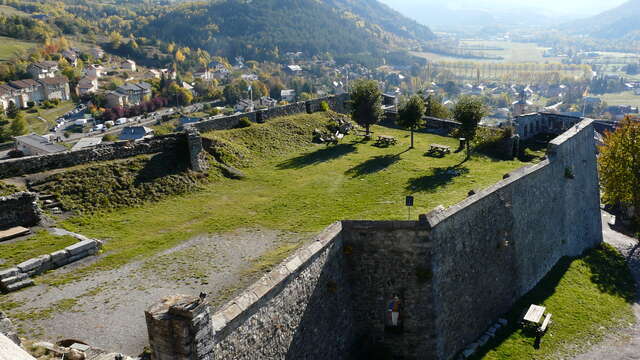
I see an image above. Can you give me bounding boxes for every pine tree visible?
[9,112,27,136]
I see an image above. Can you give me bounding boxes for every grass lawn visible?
[475,244,636,359]
[52,113,531,285]
[24,101,76,135]
[0,36,36,62]
[598,91,640,107]
[0,230,78,267]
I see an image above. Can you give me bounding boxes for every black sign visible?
[405,196,414,207]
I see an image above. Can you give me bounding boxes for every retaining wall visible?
[145,119,601,360]
[0,192,42,229]
[0,235,102,293]
[0,134,186,179]
[189,94,349,133]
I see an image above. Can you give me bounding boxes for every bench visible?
[428,144,451,156]
[375,135,397,147]
[538,313,552,334]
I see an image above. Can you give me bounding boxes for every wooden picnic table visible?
[375,135,397,146]
[428,144,451,156]
[523,304,546,324]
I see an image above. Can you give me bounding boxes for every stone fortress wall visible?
[515,112,583,140]
[0,192,43,229]
[0,94,350,180]
[146,119,602,360]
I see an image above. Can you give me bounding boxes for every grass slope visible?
[24,101,76,135]
[48,112,529,285]
[476,244,636,359]
[0,230,77,267]
[0,36,36,62]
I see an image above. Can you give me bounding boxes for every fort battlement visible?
[146,119,602,359]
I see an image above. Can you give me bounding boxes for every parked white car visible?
[93,124,104,132]
[116,118,128,125]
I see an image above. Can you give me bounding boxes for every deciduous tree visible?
[599,117,640,228]
[349,79,382,137]
[397,95,425,149]
[454,95,486,158]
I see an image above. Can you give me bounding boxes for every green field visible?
[413,40,563,64]
[47,113,530,284]
[476,244,636,359]
[0,36,37,62]
[0,230,78,267]
[24,101,76,135]
[598,91,640,107]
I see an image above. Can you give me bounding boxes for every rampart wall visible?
[0,192,42,229]
[189,94,349,133]
[146,119,601,360]
[0,134,186,179]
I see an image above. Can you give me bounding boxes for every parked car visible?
[105,121,115,128]
[93,124,104,132]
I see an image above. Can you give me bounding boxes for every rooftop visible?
[15,134,66,154]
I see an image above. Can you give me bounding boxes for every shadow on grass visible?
[406,166,469,192]
[277,143,357,169]
[471,244,636,359]
[345,154,401,178]
[135,151,187,184]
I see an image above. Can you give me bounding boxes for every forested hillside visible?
[564,0,640,39]
[0,0,435,65]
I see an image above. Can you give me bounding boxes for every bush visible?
[8,149,24,158]
[320,101,330,112]
[26,101,35,108]
[102,134,118,142]
[235,117,252,129]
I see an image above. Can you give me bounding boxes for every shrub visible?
[236,117,252,129]
[320,101,330,112]
[8,149,24,158]
[102,134,118,142]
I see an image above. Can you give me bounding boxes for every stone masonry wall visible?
[0,134,186,179]
[341,220,437,359]
[145,119,601,360]
[0,192,42,229]
[428,119,602,359]
[190,94,349,133]
[146,222,356,360]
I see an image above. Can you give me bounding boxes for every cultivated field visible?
[413,40,563,64]
[598,91,640,106]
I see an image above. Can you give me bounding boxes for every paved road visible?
[573,211,640,360]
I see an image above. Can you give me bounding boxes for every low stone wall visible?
[0,192,43,229]
[190,94,350,133]
[0,236,102,293]
[0,134,187,179]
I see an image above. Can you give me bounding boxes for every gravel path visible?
[573,211,640,360]
[2,228,308,356]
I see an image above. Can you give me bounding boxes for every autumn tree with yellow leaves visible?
[599,117,640,229]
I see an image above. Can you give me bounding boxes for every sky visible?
[379,0,629,18]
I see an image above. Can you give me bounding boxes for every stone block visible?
[285,256,302,273]
[210,313,227,333]
[16,257,42,273]
[1,273,29,286]
[233,291,258,311]
[221,304,242,323]
[50,250,69,263]
[5,278,33,292]
[0,268,19,280]
[65,240,96,256]
[67,252,90,264]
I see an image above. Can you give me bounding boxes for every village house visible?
[105,82,152,108]
[194,68,215,81]
[286,64,303,75]
[61,49,78,67]
[15,134,66,156]
[258,96,278,108]
[122,59,137,72]
[76,77,99,96]
[27,61,59,79]
[86,64,105,79]
[280,89,296,102]
[0,76,71,110]
[89,47,105,60]
[235,98,254,113]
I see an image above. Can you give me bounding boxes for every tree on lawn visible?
[453,95,486,158]
[599,117,640,229]
[349,79,383,137]
[397,95,425,149]
[6,102,19,119]
[9,112,27,136]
